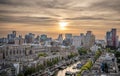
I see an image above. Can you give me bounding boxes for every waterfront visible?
[57,61,81,76]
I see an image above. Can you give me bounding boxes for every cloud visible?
[0,0,120,39]
[65,16,120,22]
[0,15,58,25]
[90,0,120,13]
[0,0,31,6]
[65,17,106,21]
[0,0,120,23]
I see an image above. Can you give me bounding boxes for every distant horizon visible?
[0,0,120,40]
[0,29,119,40]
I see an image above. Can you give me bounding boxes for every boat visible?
[59,66,67,70]
[72,66,76,69]
[76,63,82,69]
[65,71,76,76]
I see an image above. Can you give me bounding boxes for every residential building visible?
[84,31,95,49]
[72,36,81,48]
[106,28,119,49]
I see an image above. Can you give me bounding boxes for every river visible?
[56,61,81,76]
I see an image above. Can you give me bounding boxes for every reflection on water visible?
[57,61,81,76]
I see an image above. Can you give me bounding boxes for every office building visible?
[57,34,63,44]
[25,33,35,43]
[106,28,119,48]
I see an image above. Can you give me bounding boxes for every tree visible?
[94,50,102,62]
[52,58,59,64]
[46,60,53,67]
[38,53,48,57]
[24,67,36,76]
[67,52,78,59]
[81,60,93,71]
[17,72,24,76]
[78,48,87,55]
[37,64,45,71]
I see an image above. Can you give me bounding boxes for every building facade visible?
[106,28,119,49]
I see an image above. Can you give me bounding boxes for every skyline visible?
[0,29,119,40]
[0,0,120,39]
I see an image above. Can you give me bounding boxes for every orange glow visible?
[59,21,68,30]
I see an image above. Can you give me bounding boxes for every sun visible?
[59,21,68,30]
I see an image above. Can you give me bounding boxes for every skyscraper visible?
[64,33,72,46]
[65,33,72,40]
[7,31,17,44]
[111,29,117,47]
[25,33,35,43]
[58,34,63,44]
[72,36,81,48]
[72,31,95,49]
[84,31,95,49]
[12,31,16,38]
[106,31,112,46]
[106,28,119,49]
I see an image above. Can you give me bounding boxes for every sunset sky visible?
[0,0,120,39]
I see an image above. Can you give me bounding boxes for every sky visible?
[0,0,120,39]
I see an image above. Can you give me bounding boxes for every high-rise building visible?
[111,29,117,47]
[40,34,47,41]
[34,35,40,44]
[72,31,95,49]
[65,33,72,40]
[7,31,17,44]
[80,33,85,46]
[57,34,63,44]
[84,31,95,49]
[25,33,35,43]
[12,31,16,38]
[63,33,72,46]
[106,31,112,46]
[116,36,119,47]
[106,28,119,49]
[72,36,82,48]
[15,35,24,45]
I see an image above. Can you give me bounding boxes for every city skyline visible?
[0,0,120,39]
[0,29,119,40]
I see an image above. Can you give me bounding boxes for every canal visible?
[56,61,81,76]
